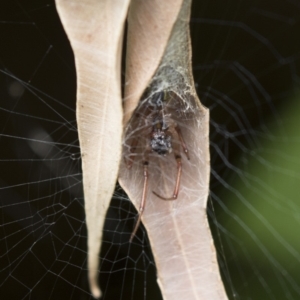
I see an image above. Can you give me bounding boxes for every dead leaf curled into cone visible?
[120,0,227,298]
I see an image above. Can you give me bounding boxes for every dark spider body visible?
[127,90,190,242]
[150,130,172,155]
[149,92,172,155]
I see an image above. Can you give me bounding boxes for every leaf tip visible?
[90,282,101,299]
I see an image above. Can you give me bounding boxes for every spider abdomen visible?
[150,130,172,155]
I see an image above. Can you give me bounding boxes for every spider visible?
[126,90,190,242]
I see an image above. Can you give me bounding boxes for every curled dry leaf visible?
[55,0,130,298]
[123,0,184,124]
[119,0,228,299]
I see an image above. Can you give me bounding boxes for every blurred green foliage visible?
[218,92,300,299]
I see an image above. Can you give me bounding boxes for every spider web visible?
[1,0,300,299]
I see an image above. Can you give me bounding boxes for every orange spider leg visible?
[152,154,182,200]
[130,151,150,242]
[125,121,152,169]
[175,126,190,160]
[152,125,188,200]
[125,137,138,169]
[165,91,190,160]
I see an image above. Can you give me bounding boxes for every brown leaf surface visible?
[55,0,130,298]
[119,0,228,299]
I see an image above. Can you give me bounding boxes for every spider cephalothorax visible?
[126,90,190,242]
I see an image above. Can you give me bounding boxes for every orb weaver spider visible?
[125,90,190,242]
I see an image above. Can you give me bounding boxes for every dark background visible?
[1,0,300,299]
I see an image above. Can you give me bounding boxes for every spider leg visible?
[152,127,183,200]
[152,154,182,201]
[125,137,138,169]
[125,123,152,169]
[130,153,149,242]
[163,90,190,160]
[175,126,190,160]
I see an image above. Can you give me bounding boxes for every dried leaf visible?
[124,0,184,124]
[55,0,130,298]
[119,0,228,299]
